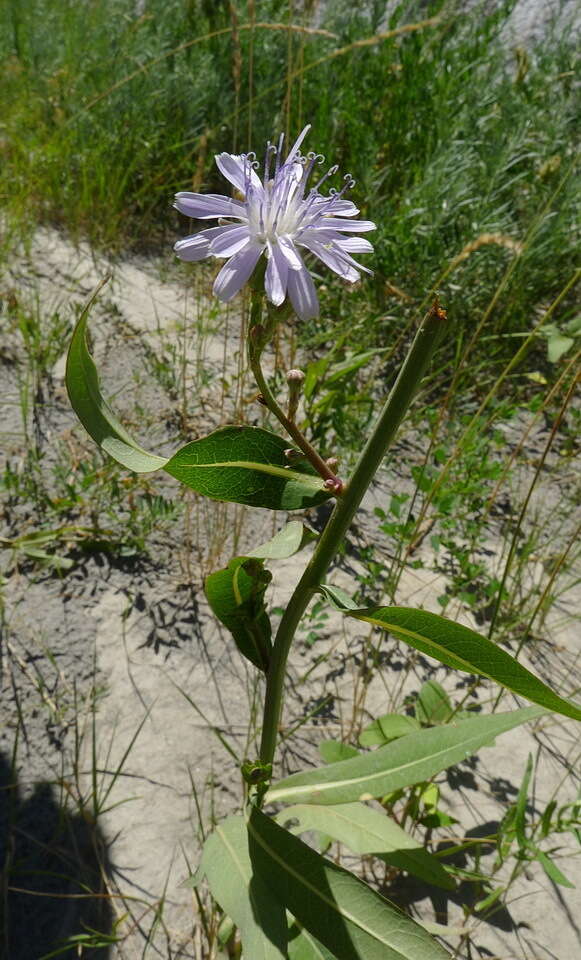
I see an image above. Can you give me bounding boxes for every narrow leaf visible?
[346,606,581,722]
[248,807,450,960]
[165,426,331,510]
[249,521,317,560]
[535,848,575,888]
[267,707,543,806]
[198,815,287,959]
[514,753,534,849]
[66,279,167,472]
[205,557,272,671]
[278,802,453,890]
[318,583,359,611]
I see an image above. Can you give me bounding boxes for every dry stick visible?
[524,517,581,649]
[490,370,581,715]
[391,171,576,586]
[246,0,256,149]
[483,348,581,517]
[489,366,579,644]
[397,267,581,585]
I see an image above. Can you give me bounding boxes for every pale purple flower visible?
[173,125,375,320]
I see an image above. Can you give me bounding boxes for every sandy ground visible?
[1,230,580,959]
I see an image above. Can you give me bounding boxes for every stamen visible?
[263,142,277,187]
[313,163,339,193]
[274,133,285,175]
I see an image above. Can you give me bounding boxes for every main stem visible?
[259,302,449,768]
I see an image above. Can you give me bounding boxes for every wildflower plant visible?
[66,127,581,960]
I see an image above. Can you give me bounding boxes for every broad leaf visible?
[278,802,453,890]
[165,426,331,510]
[66,279,167,473]
[547,333,573,363]
[205,557,272,671]
[319,740,360,764]
[197,814,287,959]
[359,714,420,747]
[249,521,317,560]
[267,706,543,805]
[348,607,581,722]
[415,680,453,725]
[248,807,450,960]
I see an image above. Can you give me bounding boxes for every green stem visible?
[248,294,340,487]
[259,302,449,768]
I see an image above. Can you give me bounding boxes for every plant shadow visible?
[0,751,114,960]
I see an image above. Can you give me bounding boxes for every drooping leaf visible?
[267,706,543,806]
[319,740,360,764]
[197,814,287,959]
[165,426,331,511]
[205,557,272,671]
[325,348,388,386]
[359,714,420,747]
[534,848,575,888]
[249,521,318,560]
[326,602,581,723]
[415,681,454,725]
[288,922,336,960]
[66,279,167,473]
[248,807,450,960]
[278,802,453,890]
[317,584,359,611]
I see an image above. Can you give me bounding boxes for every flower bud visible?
[286,369,305,421]
[286,368,305,384]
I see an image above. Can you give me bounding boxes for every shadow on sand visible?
[0,751,114,960]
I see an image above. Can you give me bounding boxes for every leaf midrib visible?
[248,817,412,959]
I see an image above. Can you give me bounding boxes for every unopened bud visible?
[286,369,305,421]
[286,368,305,384]
[284,448,304,463]
[324,477,344,495]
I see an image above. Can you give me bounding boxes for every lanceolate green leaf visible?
[198,815,287,960]
[347,607,581,722]
[248,808,450,960]
[66,280,168,473]
[288,923,336,960]
[165,426,331,510]
[249,521,318,560]
[205,557,272,671]
[267,706,543,806]
[359,714,420,747]
[278,802,453,890]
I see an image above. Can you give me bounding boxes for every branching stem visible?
[248,293,341,489]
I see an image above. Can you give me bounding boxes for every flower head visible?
[174,125,375,320]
